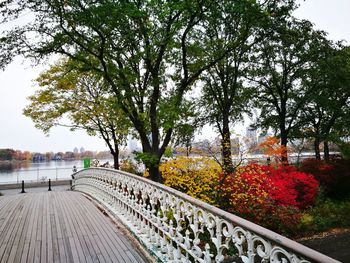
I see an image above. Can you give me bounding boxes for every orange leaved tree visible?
[259,136,288,164]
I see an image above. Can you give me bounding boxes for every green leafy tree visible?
[199,0,288,174]
[23,60,130,169]
[296,46,350,160]
[1,0,237,182]
[249,17,329,163]
[172,100,200,157]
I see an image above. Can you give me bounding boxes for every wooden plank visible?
[50,195,64,263]
[34,193,44,262]
[78,199,125,263]
[57,193,86,263]
[0,195,22,239]
[56,192,75,263]
[68,193,104,262]
[52,193,70,263]
[0,190,149,263]
[27,192,43,263]
[63,198,94,263]
[46,192,54,263]
[0,194,29,262]
[78,194,146,263]
[81,198,138,262]
[21,192,41,263]
[7,194,34,263]
[54,192,80,263]
[40,191,48,263]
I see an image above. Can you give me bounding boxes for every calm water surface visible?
[0,160,84,184]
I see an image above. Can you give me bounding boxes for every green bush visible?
[300,197,350,233]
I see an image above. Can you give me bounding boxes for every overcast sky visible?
[0,0,349,153]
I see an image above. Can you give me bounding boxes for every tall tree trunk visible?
[280,124,289,165]
[324,140,330,162]
[221,114,234,174]
[314,138,321,160]
[146,161,162,183]
[113,142,119,170]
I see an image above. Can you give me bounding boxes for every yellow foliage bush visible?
[159,157,221,205]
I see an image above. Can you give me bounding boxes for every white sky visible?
[0,0,349,153]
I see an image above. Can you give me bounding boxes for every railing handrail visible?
[73,167,340,263]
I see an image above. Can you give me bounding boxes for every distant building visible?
[32,153,46,162]
[80,147,85,153]
[246,127,258,145]
[73,147,79,154]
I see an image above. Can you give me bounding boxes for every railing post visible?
[48,179,52,191]
[20,180,25,193]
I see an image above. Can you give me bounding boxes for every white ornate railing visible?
[72,168,340,263]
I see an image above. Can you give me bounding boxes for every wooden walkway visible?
[0,191,149,263]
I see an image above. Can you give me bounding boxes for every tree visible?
[297,46,350,160]
[23,60,130,169]
[1,0,238,182]
[0,149,15,161]
[249,17,329,163]
[200,0,296,174]
[172,100,200,157]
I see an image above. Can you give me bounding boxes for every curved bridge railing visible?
[72,168,339,263]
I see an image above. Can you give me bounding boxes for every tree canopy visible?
[23,59,130,169]
[248,17,331,162]
[1,0,349,178]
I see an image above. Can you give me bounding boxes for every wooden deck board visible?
[0,191,149,263]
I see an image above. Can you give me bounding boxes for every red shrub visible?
[218,163,318,235]
[298,159,333,185]
[265,165,319,209]
[299,158,350,199]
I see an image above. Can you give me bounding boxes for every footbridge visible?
[71,168,341,263]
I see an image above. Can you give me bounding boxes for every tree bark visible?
[280,124,289,164]
[146,161,162,183]
[221,114,234,174]
[113,143,119,170]
[314,138,321,160]
[324,140,330,162]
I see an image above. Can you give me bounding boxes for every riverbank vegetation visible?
[0,148,116,162]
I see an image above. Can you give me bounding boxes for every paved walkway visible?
[0,191,149,263]
[300,231,350,263]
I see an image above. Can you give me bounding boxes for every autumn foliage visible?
[217,163,318,234]
[299,158,350,199]
[160,157,221,205]
[259,136,287,163]
[265,165,319,209]
[160,157,319,235]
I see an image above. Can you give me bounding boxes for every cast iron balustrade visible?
[72,168,339,263]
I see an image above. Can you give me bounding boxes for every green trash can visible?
[83,158,90,168]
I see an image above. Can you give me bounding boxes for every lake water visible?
[0,160,85,184]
